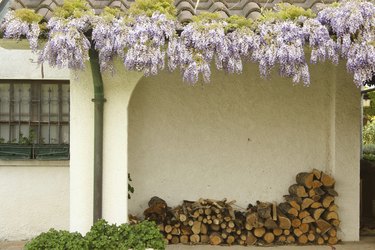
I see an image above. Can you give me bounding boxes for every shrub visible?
[363,118,375,144]
[24,229,88,250]
[363,144,375,154]
[120,220,165,250]
[85,219,123,250]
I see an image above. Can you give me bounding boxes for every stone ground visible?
[1,237,375,250]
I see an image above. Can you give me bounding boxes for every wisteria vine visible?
[1,0,375,86]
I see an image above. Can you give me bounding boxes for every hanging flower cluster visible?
[1,0,375,86]
[0,9,42,51]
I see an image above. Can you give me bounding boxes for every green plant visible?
[18,129,36,144]
[363,144,375,154]
[14,9,43,23]
[363,117,375,144]
[128,173,135,199]
[53,0,94,18]
[128,0,176,18]
[120,220,165,250]
[85,219,124,250]
[260,3,316,22]
[225,15,253,31]
[363,153,375,161]
[24,229,88,250]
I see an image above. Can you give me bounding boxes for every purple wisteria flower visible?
[302,18,338,64]
[0,11,41,51]
[121,12,177,76]
[318,0,375,86]
[38,16,92,69]
[254,21,310,85]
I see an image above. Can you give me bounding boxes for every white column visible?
[70,68,95,234]
[330,62,361,241]
[102,67,143,224]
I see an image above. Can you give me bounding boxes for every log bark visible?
[289,184,308,198]
[296,172,314,189]
[321,172,335,187]
[246,232,257,245]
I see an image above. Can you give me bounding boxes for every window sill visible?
[0,159,69,167]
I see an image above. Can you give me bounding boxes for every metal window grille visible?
[0,80,70,159]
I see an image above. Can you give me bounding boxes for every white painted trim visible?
[0,160,69,167]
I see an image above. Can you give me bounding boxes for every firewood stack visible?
[143,169,340,246]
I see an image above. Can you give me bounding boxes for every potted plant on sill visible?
[0,132,34,160]
[34,143,70,160]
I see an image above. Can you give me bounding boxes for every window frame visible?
[0,79,70,160]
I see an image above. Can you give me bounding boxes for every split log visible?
[288,208,299,217]
[289,200,301,211]
[316,219,332,234]
[254,227,266,238]
[273,228,283,236]
[301,198,314,210]
[323,196,335,208]
[190,234,200,244]
[226,235,235,245]
[201,223,208,235]
[324,211,339,221]
[246,232,257,245]
[278,235,286,243]
[312,180,323,188]
[201,235,209,244]
[263,232,275,244]
[329,204,339,212]
[317,236,325,245]
[313,208,325,221]
[180,235,189,244]
[298,234,308,244]
[312,169,322,179]
[302,216,315,224]
[286,235,295,244]
[321,172,335,187]
[313,187,326,196]
[298,210,310,219]
[307,233,315,242]
[278,215,292,229]
[289,184,308,198]
[332,219,340,227]
[293,228,303,237]
[171,236,180,244]
[311,202,323,209]
[292,218,302,228]
[325,188,338,197]
[192,221,201,235]
[257,202,272,219]
[209,232,222,245]
[265,218,278,229]
[299,223,309,234]
[328,237,338,245]
[296,172,314,189]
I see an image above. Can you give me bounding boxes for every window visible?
[0,80,70,160]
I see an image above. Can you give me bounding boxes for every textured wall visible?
[128,62,360,240]
[0,47,70,240]
[0,162,69,240]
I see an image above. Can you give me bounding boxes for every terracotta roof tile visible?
[8,0,335,22]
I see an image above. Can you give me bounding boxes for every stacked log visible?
[143,169,340,246]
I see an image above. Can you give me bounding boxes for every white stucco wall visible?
[69,61,359,241]
[0,47,70,240]
[0,161,70,240]
[127,62,360,241]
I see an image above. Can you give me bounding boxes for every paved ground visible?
[1,237,374,250]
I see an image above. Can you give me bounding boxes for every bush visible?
[120,221,165,250]
[85,219,124,250]
[24,229,88,250]
[363,118,375,144]
[363,144,375,154]
[25,220,165,250]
